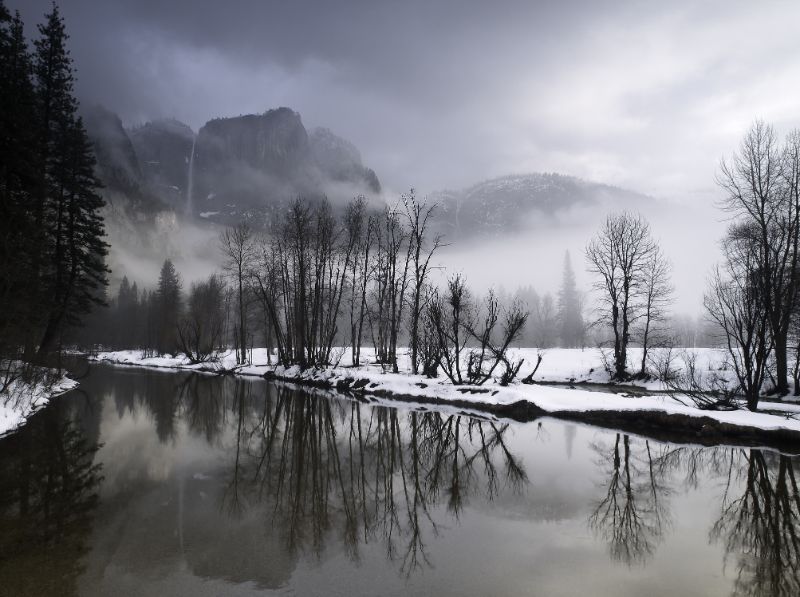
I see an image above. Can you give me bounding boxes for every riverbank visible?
[0,363,78,436]
[90,348,800,451]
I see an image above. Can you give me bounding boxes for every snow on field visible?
[90,347,800,436]
[0,366,78,437]
[92,346,725,383]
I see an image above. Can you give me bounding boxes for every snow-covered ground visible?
[89,347,800,438]
[0,364,78,437]
[91,346,719,382]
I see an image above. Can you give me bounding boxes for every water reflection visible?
[588,434,675,565]
[2,370,800,595]
[588,434,800,597]
[711,449,800,597]
[221,382,528,575]
[0,394,103,597]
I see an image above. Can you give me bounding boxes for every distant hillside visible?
[430,173,650,239]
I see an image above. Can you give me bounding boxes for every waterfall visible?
[186,135,196,216]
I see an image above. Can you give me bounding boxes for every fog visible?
[11,0,800,314]
[15,1,800,193]
[103,209,223,291]
[431,188,724,315]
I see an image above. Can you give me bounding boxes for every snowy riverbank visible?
[0,364,78,437]
[89,348,800,449]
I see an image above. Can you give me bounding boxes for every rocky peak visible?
[128,118,196,208]
[197,107,309,174]
[81,104,142,193]
[308,127,381,194]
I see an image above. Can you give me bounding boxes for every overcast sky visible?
[14,0,800,200]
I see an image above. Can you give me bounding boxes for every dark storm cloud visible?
[12,0,800,199]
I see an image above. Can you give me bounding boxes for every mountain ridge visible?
[429,172,651,238]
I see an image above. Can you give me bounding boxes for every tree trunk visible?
[773,330,789,395]
[640,319,650,377]
[410,289,420,374]
[611,303,624,380]
[238,267,246,365]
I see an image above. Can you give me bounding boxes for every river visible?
[0,365,797,596]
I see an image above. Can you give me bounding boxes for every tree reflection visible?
[588,435,800,596]
[711,449,800,597]
[118,373,800,590]
[178,374,229,444]
[589,434,675,565]
[112,373,527,576]
[207,384,530,576]
[0,400,103,597]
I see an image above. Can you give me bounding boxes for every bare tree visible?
[428,275,474,384]
[371,205,412,372]
[248,198,361,368]
[784,130,800,394]
[220,223,256,364]
[428,276,528,385]
[177,274,226,363]
[403,190,444,374]
[418,285,441,377]
[638,246,673,377]
[346,197,373,366]
[586,213,658,380]
[718,121,800,396]
[464,291,528,385]
[705,225,773,411]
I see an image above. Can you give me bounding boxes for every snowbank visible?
[0,364,78,437]
[91,346,726,386]
[89,348,800,447]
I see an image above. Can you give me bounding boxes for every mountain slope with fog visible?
[82,102,663,297]
[86,105,381,225]
[191,108,380,227]
[82,104,382,287]
[430,173,651,239]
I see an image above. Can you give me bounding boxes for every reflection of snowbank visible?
[0,363,78,436]
[90,348,800,440]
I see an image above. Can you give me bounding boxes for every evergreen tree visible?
[141,289,158,357]
[155,259,182,355]
[31,4,108,356]
[0,3,38,354]
[114,276,140,348]
[557,251,584,348]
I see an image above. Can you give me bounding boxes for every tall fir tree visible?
[155,259,182,355]
[0,3,39,353]
[0,2,111,358]
[557,251,584,348]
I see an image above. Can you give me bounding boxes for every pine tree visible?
[115,276,136,348]
[32,4,108,357]
[0,3,39,355]
[155,259,182,355]
[557,251,584,348]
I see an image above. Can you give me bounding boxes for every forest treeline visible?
[82,195,551,383]
[84,191,713,384]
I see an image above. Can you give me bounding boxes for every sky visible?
[11,0,800,313]
[14,0,800,199]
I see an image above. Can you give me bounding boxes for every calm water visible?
[0,367,798,597]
